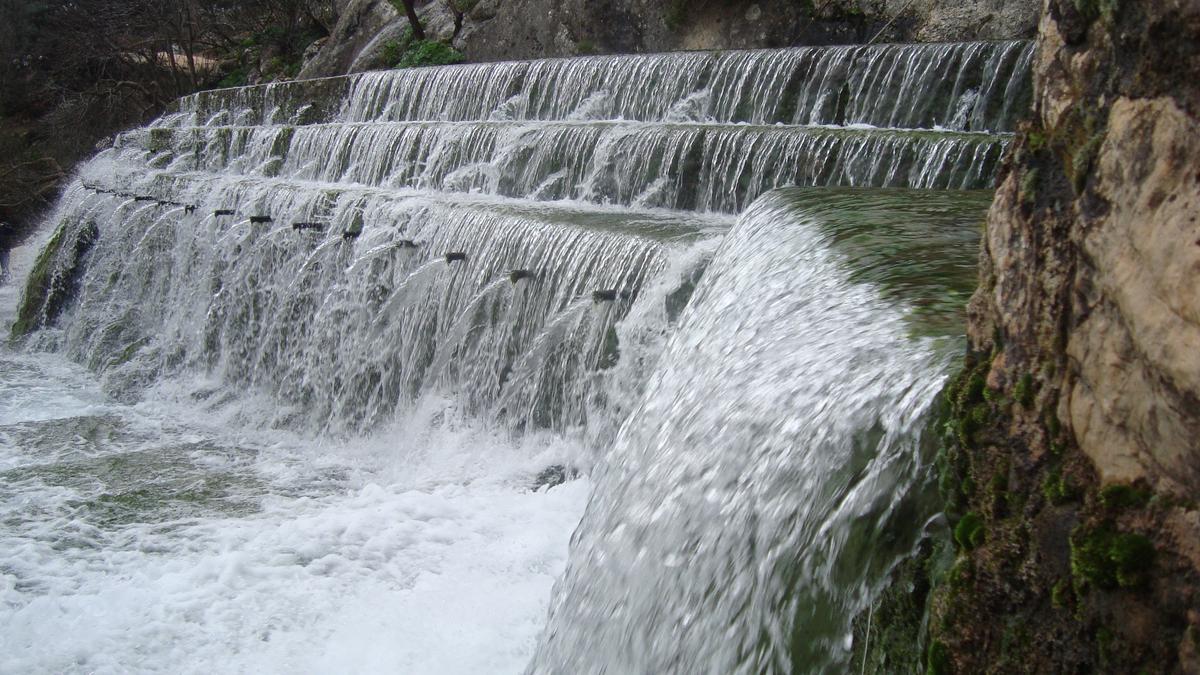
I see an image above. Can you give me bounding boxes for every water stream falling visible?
[3,41,1027,672]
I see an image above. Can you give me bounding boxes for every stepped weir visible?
[9,40,1032,672]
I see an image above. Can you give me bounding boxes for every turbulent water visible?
[532,189,988,673]
[3,41,1024,673]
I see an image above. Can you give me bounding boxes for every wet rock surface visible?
[918,0,1200,672]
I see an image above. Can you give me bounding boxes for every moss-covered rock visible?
[1070,525,1154,592]
[952,512,985,551]
[11,219,99,339]
[910,0,1200,671]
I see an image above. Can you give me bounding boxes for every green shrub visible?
[381,39,404,66]
[217,67,248,89]
[395,40,464,68]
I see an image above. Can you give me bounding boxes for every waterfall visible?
[531,189,989,672]
[5,41,1029,672]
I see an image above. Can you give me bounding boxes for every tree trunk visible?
[399,0,425,41]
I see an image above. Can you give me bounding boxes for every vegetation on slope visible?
[0,0,337,253]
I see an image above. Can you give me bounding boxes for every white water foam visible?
[0,347,588,674]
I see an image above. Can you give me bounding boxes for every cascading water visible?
[3,40,1028,672]
[531,189,989,673]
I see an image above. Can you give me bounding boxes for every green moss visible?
[13,219,99,339]
[954,512,986,551]
[270,126,295,162]
[1051,578,1071,608]
[1096,626,1114,669]
[957,403,991,448]
[1098,483,1151,511]
[958,372,987,411]
[926,640,950,675]
[849,539,938,674]
[960,475,976,500]
[1046,412,1062,438]
[1071,132,1104,193]
[1074,0,1120,23]
[575,39,597,54]
[1013,373,1035,407]
[989,469,1008,495]
[946,556,973,590]
[12,224,66,338]
[1042,467,1077,505]
[1019,167,1040,207]
[997,618,1035,668]
[148,129,174,153]
[968,404,989,427]
[108,338,149,368]
[1026,130,1046,152]
[1071,525,1154,592]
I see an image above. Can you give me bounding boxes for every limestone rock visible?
[298,0,405,79]
[300,0,1040,76]
[1068,97,1200,494]
[930,0,1200,670]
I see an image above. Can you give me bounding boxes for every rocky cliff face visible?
[299,0,1038,77]
[457,0,1037,60]
[925,0,1200,671]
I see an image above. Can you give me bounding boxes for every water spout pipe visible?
[342,229,361,240]
[214,209,235,217]
[292,222,326,232]
[592,289,618,302]
[445,252,468,264]
[508,270,535,283]
[184,205,196,214]
[249,215,273,224]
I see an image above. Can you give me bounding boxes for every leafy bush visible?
[395,40,465,68]
[381,39,404,66]
[218,67,249,89]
